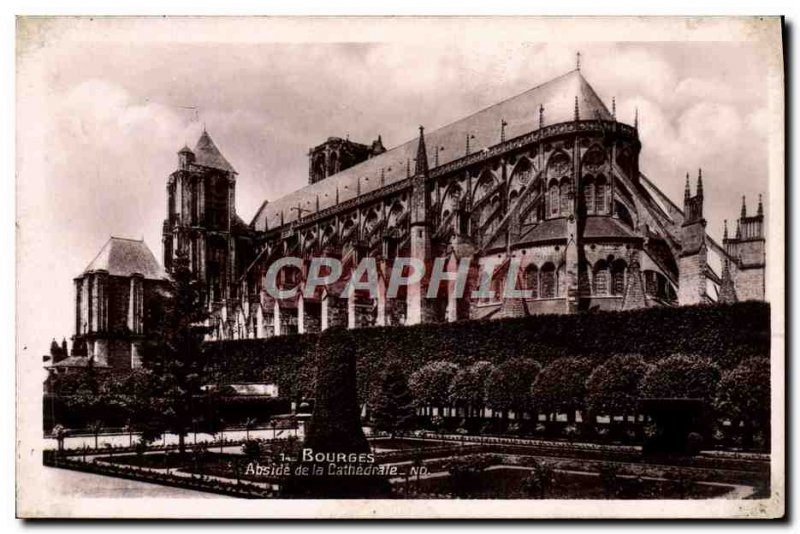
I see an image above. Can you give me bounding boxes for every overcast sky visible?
[17,18,776,359]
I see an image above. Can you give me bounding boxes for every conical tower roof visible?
[82,237,166,280]
[193,131,236,173]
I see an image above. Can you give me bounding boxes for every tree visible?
[138,251,211,457]
[585,354,650,420]
[714,357,770,447]
[87,420,103,450]
[531,357,594,423]
[371,362,416,438]
[51,424,68,454]
[641,354,721,403]
[408,360,459,412]
[243,417,257,441]
[486,358,541,421]
[284,328,391,498]
[448,360,494,418]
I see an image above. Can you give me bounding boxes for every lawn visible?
[401,466,735,499]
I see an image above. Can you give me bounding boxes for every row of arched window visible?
[545,175,609,219]
[479,259,631,302]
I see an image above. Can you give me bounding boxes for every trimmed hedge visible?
[204,302,770,404]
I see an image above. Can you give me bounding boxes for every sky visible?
[17,18,776,359]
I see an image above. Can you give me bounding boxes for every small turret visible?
[178,145,194,170]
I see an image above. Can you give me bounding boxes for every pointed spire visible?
[758,194,764,216]
[335,185,340,204]
[696,168,703,197]
[356,176,361,196]
[500,119,508,143]
[634,107,639,129]
[576,51,581,71]
[741,195,747,218]
[415,125,429,176]
[380,167,385,187]
[684,172,691,201]
[574,96,580,121]
[316,194,320,213]
[539,104,545,129]
[612,97,616,120]
[406,159,411,178]
[280,209,285,226]
[723,219,729,240]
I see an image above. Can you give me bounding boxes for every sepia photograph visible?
[15,16,785,518]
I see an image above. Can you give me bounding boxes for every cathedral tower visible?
[163,130,238,303]
[722,195,766,301]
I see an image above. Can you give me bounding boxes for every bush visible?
[585,354,650,418]
[714,356,770,448]
[241,440,262,459]
[486,358,541,417]
[409,361,459,408]
[641,355,721,403]
[598,463,620,497]
[522,459,555,498]
[531,357,593,423]
[444,453,502,496]
[202,303,769,411]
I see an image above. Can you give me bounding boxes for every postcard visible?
[16,15,785,518]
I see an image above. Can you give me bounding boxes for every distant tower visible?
[722,194,766,301]
[678,170,708,305]
[308,136,386,185]
[163,131,238,303]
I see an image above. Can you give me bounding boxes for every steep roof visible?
[252,69,612,231]
[82,237,167,280]
[193,131,236,174]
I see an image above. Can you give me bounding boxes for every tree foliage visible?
[137,252,211,455]
[371,362,416,437]
[448,360,493,409]
[531,356,594,418]
[641,354,721,403]
[585,354,651,416]
[714,357,770,427]
[408,360,459,408]
[485,357,541,414]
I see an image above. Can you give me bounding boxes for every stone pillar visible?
[375,275,387,327]
[131,342,143,368]
[94,338,109,367]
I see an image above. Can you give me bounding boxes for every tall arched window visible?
[582,176,595,214]
[548,181,560,217]
[595,175,607,214]
[645,270,658,296]
[491,274,504,302]
[610,259,627,296]
[560,177,572,216]
[557,263,567,296]
[524,264,539,298]
[541,263,556,298]
[593,260,609,295]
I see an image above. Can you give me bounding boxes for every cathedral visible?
[70,67,767,366]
